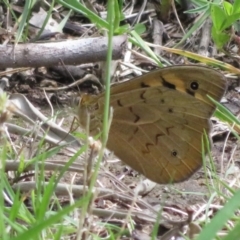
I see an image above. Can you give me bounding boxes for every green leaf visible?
[211,4,226,31]
[115,24,130,34]
[211,26,230,49]
[221,13,240,30]
[133,23,146,35]
[223,1,233,15]
[233,0,240,14]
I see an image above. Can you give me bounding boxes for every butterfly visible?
[77,65,226,184]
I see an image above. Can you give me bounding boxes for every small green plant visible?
[211,1,240,49]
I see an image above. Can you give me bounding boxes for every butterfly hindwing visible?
[79,65,226,184]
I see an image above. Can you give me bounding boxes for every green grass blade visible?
[56,0,109,29]
[196,189,240,240]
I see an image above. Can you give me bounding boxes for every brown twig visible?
[0,35,127,68]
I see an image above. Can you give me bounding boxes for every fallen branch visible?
[0,35,127,68]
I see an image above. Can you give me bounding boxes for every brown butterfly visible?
[77,65,226,184]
